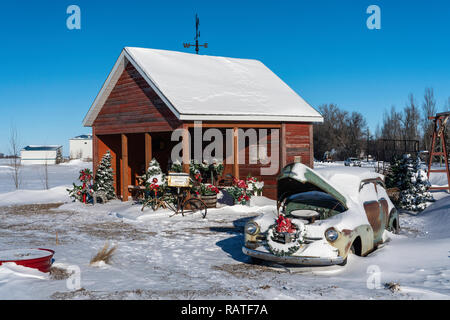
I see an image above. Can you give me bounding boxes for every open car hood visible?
[277,163,348,209]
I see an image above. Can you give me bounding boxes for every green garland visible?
[265,223,303,257]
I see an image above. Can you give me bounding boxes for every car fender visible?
[328,224,374,258]
[387,208,400,233]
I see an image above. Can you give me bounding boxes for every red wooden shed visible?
[83,47,323,200]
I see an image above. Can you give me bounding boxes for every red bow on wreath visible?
[276,215,296,233]
[79,170,92,183]
[149,183,159,197]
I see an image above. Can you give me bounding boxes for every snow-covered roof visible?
[70,135,92,140]
[22,145,62,152]
[83,47,323,126]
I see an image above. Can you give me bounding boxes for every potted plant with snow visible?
[226,178,252,206]
[200,184,220,208]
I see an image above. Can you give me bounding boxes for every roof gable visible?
[83,47,323,127]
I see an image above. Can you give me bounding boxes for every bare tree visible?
[421,88,437,151]
[402,93,421,142]
[8,125,21,189]
[381,105,403,140]
[40,159,49,190]
[313,104,367,160]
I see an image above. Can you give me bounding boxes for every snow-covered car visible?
[344,157,361,167]
[242,163,399,266]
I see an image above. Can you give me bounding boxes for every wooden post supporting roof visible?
[121,134,129,201]
[92,127,98,175]
[233,127,239,179]
[182,124,190,173]
[280,123,286,168]
[145,133,152,171]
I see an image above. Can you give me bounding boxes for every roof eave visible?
[179,114,324,123]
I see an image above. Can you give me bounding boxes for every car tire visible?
[389,218,400,234]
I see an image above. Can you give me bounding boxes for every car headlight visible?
[325,228,339,242]
[245,222,260,235]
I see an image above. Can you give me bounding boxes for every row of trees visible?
[314,88,450,161]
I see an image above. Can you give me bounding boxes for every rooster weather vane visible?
[183,14,208,54]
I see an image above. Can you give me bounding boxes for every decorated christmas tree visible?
[94,150,115,200]
[67,168,94,203]
[141,158,167,189]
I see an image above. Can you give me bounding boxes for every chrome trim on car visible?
[242,247,344,266]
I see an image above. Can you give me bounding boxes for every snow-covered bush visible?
[189,159,224,184]
[169,160,183,173]
[388,154,433,211]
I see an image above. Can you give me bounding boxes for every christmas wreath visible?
[266,215,305,257]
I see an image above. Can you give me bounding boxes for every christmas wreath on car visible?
[266,215,305,257]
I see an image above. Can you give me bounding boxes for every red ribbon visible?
[276,215,296,233]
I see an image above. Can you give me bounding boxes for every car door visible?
[359,180,384,244]
[375,179,390,231]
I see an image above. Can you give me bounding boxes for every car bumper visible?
[242,247,344,266]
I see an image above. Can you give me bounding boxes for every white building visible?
[20,145,63,165]
[69,135,92,160]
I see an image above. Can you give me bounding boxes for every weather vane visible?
[183,14,208,54]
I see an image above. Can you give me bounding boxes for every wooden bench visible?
[128,185,146,200]
[217,173,234,189]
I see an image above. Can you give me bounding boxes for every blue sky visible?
[0,0,449,156]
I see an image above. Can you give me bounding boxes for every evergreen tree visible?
[412,156,433,209]
[169,160,183,173]
[94,150,115,200]
[142,159,166,185]
[385,156,402,189]
[398,154,433,211]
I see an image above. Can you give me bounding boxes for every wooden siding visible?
[93,62,181,135]
[284,123,314,168]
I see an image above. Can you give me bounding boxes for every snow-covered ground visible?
[0,160,449,299]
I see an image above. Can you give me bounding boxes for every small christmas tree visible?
[398,154,433,211]
[67,168,94,203]
[140,159,167,200]
[141,159,167,189]
[411,156,433,209]
[94,151,115,200]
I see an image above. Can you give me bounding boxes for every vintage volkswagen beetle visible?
[242,163,399,266]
